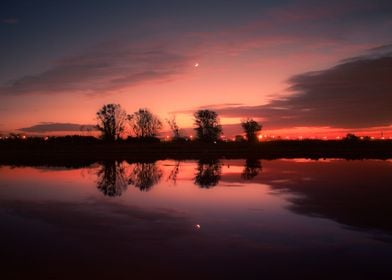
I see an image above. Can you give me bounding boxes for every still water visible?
[1,159,392,279]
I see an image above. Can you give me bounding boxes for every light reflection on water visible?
[0,159,392,279]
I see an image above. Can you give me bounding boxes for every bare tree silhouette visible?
[96,104,128,142]
[166,116,181,139]
[129,108,162,138]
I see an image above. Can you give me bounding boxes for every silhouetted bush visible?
[170,136,187,143]
[344,133,360,141]
[125,136,161,143]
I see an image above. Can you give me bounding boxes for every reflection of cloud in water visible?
[1,199,192,240]
[0,198,197,278]
[218,183,244,187]
[264,160,392,237]
[218,159,392,240]
[270,179,292,184]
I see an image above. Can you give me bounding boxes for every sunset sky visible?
[1,0,391,138]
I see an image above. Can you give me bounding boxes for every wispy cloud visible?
[19,122,97,133]
[172,103,244,114]
[0,41,196,96]
[188,0,392,56]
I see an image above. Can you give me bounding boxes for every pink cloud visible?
[0,41,197,96]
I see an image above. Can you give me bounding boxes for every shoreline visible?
[1,140,392,167]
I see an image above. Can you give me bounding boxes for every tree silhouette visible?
[96,104,128,142]
[194,159,222,188]
[129,162,163,191]
[130,108,162,138]
[241,118,262,143]
[241,159,262,180]
[194,110,222,142]
[96,160,129,196]
[167,161,180,184]
[166,116,181,139]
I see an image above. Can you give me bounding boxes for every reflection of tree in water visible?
[194,159,222,188]
[167,161,180,185]
[241,159,262,180]
[129,162,163,191]
[96,160,129,197]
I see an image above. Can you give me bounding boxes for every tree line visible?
[96,103,262,143]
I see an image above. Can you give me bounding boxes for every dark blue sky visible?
[0,0,282,78]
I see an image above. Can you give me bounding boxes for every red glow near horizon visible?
[1,42,390,137]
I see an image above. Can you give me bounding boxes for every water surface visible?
[1,159,392,279]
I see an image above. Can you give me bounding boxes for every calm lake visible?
[1,159,392,279]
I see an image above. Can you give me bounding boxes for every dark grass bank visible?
[1,139,392,167]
